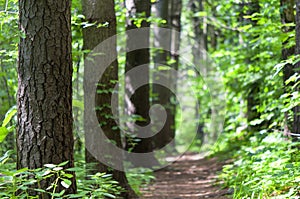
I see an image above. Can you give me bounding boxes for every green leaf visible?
[42,170,51,176]
[249,119,264,126]
[2,106,17,127]
[194,11,207,17]
[68,192,89,198]
[63,173,73,179]
[52,190,65,197]
[44,164,56,168]
[58,161,69,167]
[34,188,47,193]
[61,179,72,189]
[16,168,28,173]
[103,192,116,198]
[53,167,63,171]
[0,127,9,143]
[66,167,82,172]
[285,73,299,85]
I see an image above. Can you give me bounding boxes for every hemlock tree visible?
[82,0,136,197]
[17,0,76,196]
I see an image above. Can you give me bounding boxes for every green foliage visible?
[218,132,300,198]
[126,168,155,195]
[0,0,18,121]
[0,0,300,197]
[0,106,16,143]
[68,171,124,198]
[205,0,300,197]
[0,160,74,199]
[0,154,124,199]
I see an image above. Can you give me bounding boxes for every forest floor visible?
[140,153,232,199]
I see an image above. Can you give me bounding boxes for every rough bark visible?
[17,0,76,197]
[82,0,136,197]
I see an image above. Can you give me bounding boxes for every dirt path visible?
[141,153,231,199]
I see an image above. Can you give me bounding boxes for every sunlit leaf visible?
[2,106,17,127]
[0,127,9,143]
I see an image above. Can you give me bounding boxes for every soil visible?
[140,153,232,199]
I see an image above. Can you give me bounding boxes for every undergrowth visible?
[213,131,300,198]
[0,152,154,198]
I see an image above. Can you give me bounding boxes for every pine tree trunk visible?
[17,0,76,197]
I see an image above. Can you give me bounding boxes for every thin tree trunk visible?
[208,4,218,50]
[17,0,76,197]
[152,0,173,150]
[293,0,300,139]
[280,0,296,135]
[168,0,182,151]
[82,0,136,197]
[190,0,207,144]
[124,0,151,153]
[239,0,261,133]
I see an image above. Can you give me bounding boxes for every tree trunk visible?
[190,0,207,145]
[238,0,261,133]
[82,0,136,197]
[152,0,173,150]
[17,0,76,197]
[208,3,218,50]
[281,0,295,83]
[124,0,153,156]
[293,0,300,139]
[280,0,296,135]
[168,0,182,151]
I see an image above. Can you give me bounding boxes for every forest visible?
[0,0,300,198]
